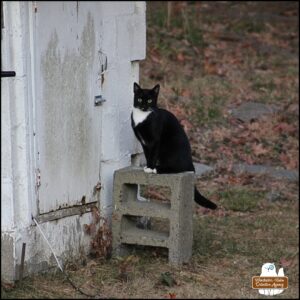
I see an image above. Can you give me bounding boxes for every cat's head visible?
[133,82,160,111]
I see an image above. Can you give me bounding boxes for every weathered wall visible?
[1,1,146,282]
[98,1,146,217]
[1,1,34,282]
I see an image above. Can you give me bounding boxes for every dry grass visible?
[2,193,299,298]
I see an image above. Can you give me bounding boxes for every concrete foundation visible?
[112,167,194,265]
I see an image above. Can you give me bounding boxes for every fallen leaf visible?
[279,152,298,170]
[84,223,96,235]
[145,189,168,201]
[239,153,254,164]
[247,122,260,131]
[91,206,100,224]
[180,119,194,132]
[177,53,185,62]
[279,153,290,165]
[231,137,247,145]
[169,105,187,120]
[280,9,297,16]
[118,255,139,281]
[193,46,201,54]
[273,123,296,135]
[1,282,15,290]
[181,89,192,98]
[219,146,234,158]
[150,54,162,64]
[252,143,268,156]
[165,292,177,299]
[227,175,242,184]
[280,257,292,268]
[204,61,218,75]
[287,103,299,115]
[212,128,231,142]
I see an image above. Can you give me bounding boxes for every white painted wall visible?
[1,1,146,282]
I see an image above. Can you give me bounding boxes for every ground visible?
[2,2,299,299]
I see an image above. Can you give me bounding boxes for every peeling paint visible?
[41,14,95,179]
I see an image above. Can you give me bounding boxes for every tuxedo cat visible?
[131,82,217,210]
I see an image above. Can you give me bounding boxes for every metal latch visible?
[1,71,16,77]
[36,168,41,188]
[94,95,106,106]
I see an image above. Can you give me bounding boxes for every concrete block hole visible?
[121,183,172,230]
[122,183,172,205]
[121,214,170,236]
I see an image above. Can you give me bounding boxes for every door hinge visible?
[36,168,41,188]
[1,71,16,77]
[33,2,37,13]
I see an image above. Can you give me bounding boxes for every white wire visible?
[31,216,98,297]
[32,216,63,272]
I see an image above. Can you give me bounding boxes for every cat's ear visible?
[134,82,141,94]
[152,84,160,97]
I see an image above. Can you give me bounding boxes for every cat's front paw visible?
[144,167,157,174]
[144,167,153,173]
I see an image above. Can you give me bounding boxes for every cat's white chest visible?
[132,108,152,127]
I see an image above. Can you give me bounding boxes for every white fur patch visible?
[132,107,152,127]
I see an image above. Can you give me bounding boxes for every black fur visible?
[131,82,217,210]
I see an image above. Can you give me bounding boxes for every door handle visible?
[1,71,16,77]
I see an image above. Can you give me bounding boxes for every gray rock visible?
[194,162,215,177]
[230,102,279,122]
[266,191,282,202]
[232,163,299,182]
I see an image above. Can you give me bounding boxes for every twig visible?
[167,2,172,29]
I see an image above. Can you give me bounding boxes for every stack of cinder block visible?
[112,166,194,265]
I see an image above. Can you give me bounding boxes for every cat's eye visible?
[138,98,142,103]
[147,99,152,103]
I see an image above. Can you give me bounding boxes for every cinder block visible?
[112,166,194,265]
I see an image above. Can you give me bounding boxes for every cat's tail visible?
[194,187,217,209]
